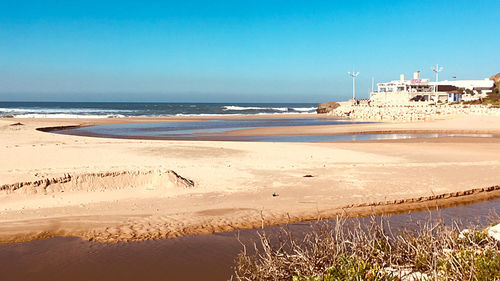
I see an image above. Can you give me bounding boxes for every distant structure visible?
[432,64,444,92]
[370,66,494,105]
[348,70,360,100]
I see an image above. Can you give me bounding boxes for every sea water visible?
[0,102,318,118]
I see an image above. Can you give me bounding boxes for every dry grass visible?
[232,215,500,281]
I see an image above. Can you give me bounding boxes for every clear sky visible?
[1,0,499,102]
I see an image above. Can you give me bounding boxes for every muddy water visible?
[1,199,499,281]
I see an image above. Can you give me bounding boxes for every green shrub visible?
[293,256,394,281]
[438,248,500,280]
[233,217,500,281]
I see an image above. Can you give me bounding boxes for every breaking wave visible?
[222,106,288,111]
[0,102,318,118]
[222,105,316,113]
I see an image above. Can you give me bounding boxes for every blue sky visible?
[0,0,499,102]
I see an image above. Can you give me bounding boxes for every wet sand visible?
[1,114,500,243]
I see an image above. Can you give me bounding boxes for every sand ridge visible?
[0,170,194,195]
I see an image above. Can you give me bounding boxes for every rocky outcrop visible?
[488,223,500,241]
[316,102,340,114]
[490,72,500,84]
[328,103,500,121]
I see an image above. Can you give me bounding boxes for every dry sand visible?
[1,114,500,243]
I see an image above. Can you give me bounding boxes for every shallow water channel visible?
[1,198,499,281]
[55,118,496,142]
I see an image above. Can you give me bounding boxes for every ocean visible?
[0,102,318,118]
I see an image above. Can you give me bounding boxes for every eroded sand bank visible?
[1,114,500,243]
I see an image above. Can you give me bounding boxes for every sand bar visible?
[1,114,500,243]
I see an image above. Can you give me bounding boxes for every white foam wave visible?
[291,107,316,112]
[174,111,315,117]
[175,113,242,117]
[0,107,132,114]
[256,112,315,115]
[12,114,126,119]
[223,105,288,111]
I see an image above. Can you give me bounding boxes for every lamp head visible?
[432,66,444,73]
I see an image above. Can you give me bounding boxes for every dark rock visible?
[490,72,500,83]
[316,102,340,114]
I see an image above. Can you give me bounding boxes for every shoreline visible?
[31,115,500,142]
[1,114,500,244]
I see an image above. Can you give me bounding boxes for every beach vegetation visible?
[457,88,476,96]
[233,216,500,281]
[462,92,500,106]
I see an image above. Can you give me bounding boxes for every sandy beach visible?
[1,114,500,243]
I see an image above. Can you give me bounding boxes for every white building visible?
[376,72,434,93]
[433,79,494,95]
[370,72,494,104]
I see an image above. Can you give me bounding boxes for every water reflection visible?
[56,118,496,142]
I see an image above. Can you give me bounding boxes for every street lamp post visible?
[432,64,443,92]
[348,71,360,100]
